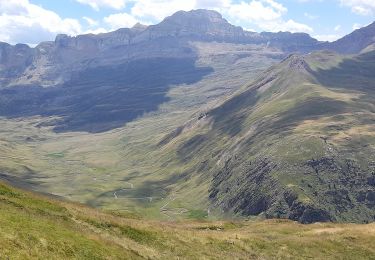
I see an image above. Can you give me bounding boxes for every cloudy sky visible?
[0,0,374,45]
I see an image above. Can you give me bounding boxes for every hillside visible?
[0,180,375,259]
[157,49,375,223]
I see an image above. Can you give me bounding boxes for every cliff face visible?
[135,9,246,42]
[0,43,34,85]
[0,9,322,88]
[1,10,374,89]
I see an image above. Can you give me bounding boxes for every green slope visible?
[157,49,375,223]
[1,180,375,259]
[0,46,374,223]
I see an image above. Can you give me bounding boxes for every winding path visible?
[113,182,134,199]
[159,195,189,219]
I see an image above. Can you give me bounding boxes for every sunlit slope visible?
[0,181,375,259]
[159,50,375,223]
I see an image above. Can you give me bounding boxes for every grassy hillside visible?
[157,49,375,223]
[1,180,375,259]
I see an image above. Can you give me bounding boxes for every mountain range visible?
[0,9,374,225]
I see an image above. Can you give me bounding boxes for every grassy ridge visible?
[155,50,375,222]
[1,181,375,259]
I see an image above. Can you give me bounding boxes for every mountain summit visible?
[143,9,245,40]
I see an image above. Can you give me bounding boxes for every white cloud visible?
[0,0,82,45]
[84,27,108,34]
[103,12,139,29]
[131,0,195,21]
[339,0,375,15]
[314,34,342,42]
[304,12,318,19]
[260,19,313,33]
[226,0,286,22]
[352,22,362,30]
[225,0,312,33]
[75,0,127,11]
[83,16,99,27]
[334,25,341,31]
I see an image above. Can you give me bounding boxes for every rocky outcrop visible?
[134,9,247,43]
[209,157,335,224]
[208,154,375,223]
[0,43,34,85]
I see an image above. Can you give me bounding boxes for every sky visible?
[0,0,374,46]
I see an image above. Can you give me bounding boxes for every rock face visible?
[135,9,246,42]
[0,9,327,88]
[0,43,34,86]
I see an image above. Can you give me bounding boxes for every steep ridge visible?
[159,49,375,223]
[324,21,375,54]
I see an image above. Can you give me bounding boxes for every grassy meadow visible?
[1,181,375,259]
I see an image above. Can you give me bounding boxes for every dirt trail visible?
[160,195,188,220]
[113,182,134,199]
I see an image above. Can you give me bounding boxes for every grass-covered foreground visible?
[0,181,374,259]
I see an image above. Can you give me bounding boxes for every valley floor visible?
[0,181,374,259]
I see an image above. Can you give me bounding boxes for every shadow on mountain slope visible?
[312,51,375,93]
[0,58,213,133]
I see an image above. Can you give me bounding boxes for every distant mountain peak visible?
[327,20,375,53]
[161,9,237,29]
[141,9,244,42]
[132,22,148,31]
[169,9,223,19]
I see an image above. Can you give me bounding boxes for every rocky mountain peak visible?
[287,55,312,74]
[139,9,244,42]
[163,9,242,32]
[132,22,148,31]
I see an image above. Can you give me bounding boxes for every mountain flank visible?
[158,49,375,223]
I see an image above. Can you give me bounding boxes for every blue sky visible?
[0,0,374,45]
